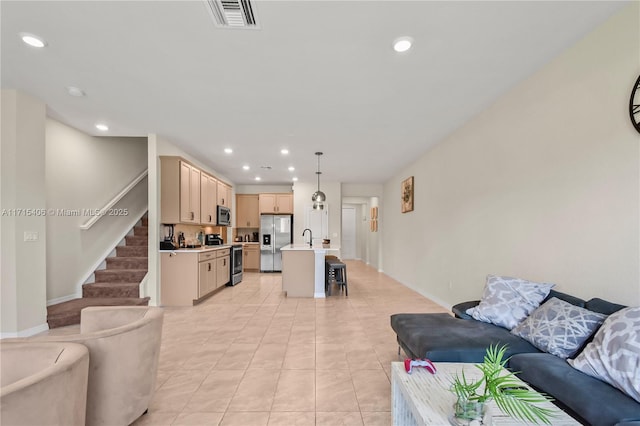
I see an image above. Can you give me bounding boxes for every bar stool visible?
[325,260,348,296]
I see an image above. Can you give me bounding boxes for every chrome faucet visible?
[302,228,313,247]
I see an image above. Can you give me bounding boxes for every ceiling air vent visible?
[205,0,259,29]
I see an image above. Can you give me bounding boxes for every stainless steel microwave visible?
[217,205,231,226]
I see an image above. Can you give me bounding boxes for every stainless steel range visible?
[229,244,243,285]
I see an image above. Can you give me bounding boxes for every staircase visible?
[46,216,151,329]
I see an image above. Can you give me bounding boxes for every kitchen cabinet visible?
[160,247,230,306]
[236,194,259,227]
[160,156,201,224]
[198,251,217,297]
[216,249,230,287]
[243,244,259,270]
[259,193,293,214]
[200,173,217,225]
[217,181,231,207]
[180,161,201,223]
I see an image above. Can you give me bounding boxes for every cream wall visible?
[382,4,640,308]
[1,90,48,336]
[45,119,148,302]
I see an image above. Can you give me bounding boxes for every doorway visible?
[341,206,356,259]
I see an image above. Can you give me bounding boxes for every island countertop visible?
[281,244,340,252]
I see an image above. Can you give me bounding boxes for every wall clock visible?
[630,74,640,134]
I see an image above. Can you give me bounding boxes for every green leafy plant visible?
[451,345,556,425]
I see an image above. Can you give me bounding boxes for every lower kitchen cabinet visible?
[244,244,259,270]
[216,251,230,287]
[161,247,230,306]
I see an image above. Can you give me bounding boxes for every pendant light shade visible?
[311,152,326,210]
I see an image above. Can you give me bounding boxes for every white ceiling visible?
[1,1,627,185]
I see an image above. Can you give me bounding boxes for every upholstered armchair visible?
[24,306,164,426]
[1,341,90,426]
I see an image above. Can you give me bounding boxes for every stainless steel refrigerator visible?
[260,214,292,272]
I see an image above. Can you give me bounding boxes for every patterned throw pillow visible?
[568,307,640,403]
[510,297,607,359]
[466,275,555,330]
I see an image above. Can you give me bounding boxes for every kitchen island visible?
[280,244,340,298]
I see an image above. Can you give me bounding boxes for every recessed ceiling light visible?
[393,36,413,53]
[255,176,261,181]
[20,33,46,48]
[242,165,250,170]
[95,123,109,132]
[288,166,295,172]
[224,148,233,154]
[281,149,289,155]
[66,86,85,97]
[292,177,298,182]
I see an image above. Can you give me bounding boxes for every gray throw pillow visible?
[510,297,607,359]
[568,307,640,403]
[466,275,555,330]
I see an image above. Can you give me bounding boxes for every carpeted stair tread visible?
[133,226,148,236]
[94,269,147,283]
[116,246,147,257]
[125,235,148,246]
[106,257,148,270]
[46,297,150,329]
[83,282,142,298]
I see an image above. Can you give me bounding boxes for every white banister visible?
[80,169,148,230]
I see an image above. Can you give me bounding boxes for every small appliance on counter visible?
[160,224,176,250]
[205,233,223,245]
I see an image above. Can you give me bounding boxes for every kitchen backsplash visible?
[164,224,227,246]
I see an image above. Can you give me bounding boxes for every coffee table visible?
[391,362,580,425]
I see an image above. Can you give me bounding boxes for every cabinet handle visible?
[223,259,226,266]
[190,211,194,220]
[209,215,212,222]
[208,263,211,271]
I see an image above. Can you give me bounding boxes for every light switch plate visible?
[24,231,39,242]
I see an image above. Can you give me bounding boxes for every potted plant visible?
[450,345,556,425]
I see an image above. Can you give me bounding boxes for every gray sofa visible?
[390,290,640,426]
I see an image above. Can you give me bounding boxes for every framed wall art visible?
[401,176,414,213]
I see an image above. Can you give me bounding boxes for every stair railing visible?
[80,169,148,230]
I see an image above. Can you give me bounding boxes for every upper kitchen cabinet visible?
[259,193,293,214]
[161,156,201,224]
[200,173,217,225]
[217,181,231,207]
[236,194,259,228]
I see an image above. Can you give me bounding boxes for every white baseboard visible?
[1,322,49,338]
[47,293,81,306]
[314,292,326,298]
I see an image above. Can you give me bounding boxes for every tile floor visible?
[110,260,449,425]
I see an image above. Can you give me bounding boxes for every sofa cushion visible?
[585,298,627,315]
[568,307,640,404]
[510,297,607,359]
[390,313,541,363]
[466,275,555,330]
[542,290,587,308]
[510,353,640,426]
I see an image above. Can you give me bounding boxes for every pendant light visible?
[311,152,326,210]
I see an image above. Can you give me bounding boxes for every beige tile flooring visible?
[88,260,448,425]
